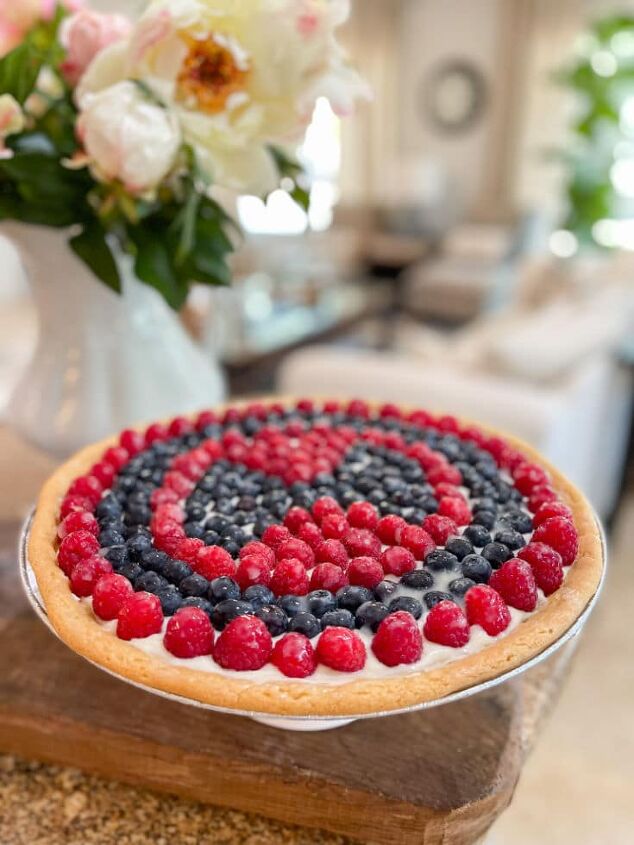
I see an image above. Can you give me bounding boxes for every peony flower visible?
[77,80,181,195]
[0,94,25,159]
[77,0,369,195]
[0,0,82,55]
[60,10,131,86]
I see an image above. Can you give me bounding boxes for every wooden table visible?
[0,512,576,845]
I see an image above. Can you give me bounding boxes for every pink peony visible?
[0,0,82,56]
[60,10,131,85]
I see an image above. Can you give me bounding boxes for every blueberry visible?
[400,569,434,590]
[95,494,122,521]
[102,545,129,567]
[182,597,215,620]
[449,577,476,597]
[461,554,493,583]
[206,515,229,533]
[277,594,305,619]
[445,537,474,561]
[255,605,288,636]
[208,576,240,604]
[336,585,374,612]
[125,504,152,525]
[222,540,241,558]
[307,590,336,619]
[212,599,254,630]
[184,522,206,540]
[185,505,206,522]
[388,596,423,619]
[242,585,275,611]
[321,609,356,630]
[156,587,184,615]
[180,574,210,598]
[126,533,153,560]
[289,612,321,639]
[374,580,399,602]
[471,511,496,531]
[482,542,512,567]
[423,590,455,609]
[355,601,389,632]
[500,509,533,534]
[133,571,167,594]
[463,524,493,547]
[99,528,126,547]
[140,549,170,574]
[494,529,526,551]
[116,561,143,582]
[424,549,459,572]
[163,559,192,585]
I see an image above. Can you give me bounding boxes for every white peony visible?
[77,80,181,195]
[77,0,369,195]
[0,94,25,159]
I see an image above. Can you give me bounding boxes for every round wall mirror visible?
[422,60,488,135]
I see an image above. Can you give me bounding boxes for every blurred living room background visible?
[0,2,633,844]
[4,0,633,526]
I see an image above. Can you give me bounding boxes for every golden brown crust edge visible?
[28,399,604,718]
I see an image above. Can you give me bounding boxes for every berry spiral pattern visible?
[54,399,579,678]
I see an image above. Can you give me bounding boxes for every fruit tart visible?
[28,399,604,717]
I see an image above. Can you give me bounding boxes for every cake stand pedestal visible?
[0,521,578,845]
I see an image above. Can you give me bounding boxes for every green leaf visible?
[291,185,311,213]
[70,221,121,294]
[173,188,201,266]
[129,224,188,310]
[0,42,44,104]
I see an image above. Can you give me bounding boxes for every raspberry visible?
[144,422,168,445]
[347,501,379,530]
[381,546,416,576]
[261,524,292,550]
[437,496,472,526]
[271,633,317,678]
[297,521,323,550]
[239,541,275,568]
[321,513,349,540]
[175,537,204,565]
[518,543,564,594]
[163,470,194,497]
[275,538,315,570]
[423,600,470,648]
[57,530,101,576]
[116,592,164,640]
[270,559,309,596]
[528,486,557,513]
[310,562,348,593]
[465,585,511,635]
[296,398,314,413]
[437,414,459,434]
[375,515,407,545]
[283,506,314,534]
[59,494,94,519]
[58,510,99,539]
[427,462,462,486]
[102,446,129,471]
[69,555,112,597]
[513,462,548,495]
[195,409,218,430]
[214,616,273,671]
[372,611,423,667]
[315,539,349,570]
[343,528,381,559]
[434,482,462,499]
[423,514,458,545]
[532,501,572,528]
[489,559,538,611]
[168,416,194,437]
[194,546,237,580]
[92,573,134,621]
[119,428,144,456]
[236,556,272,590]
[532,516,578,566]
[397,525,435,560]
[348,556,384,589]
[164,607,215,659]
[90,461,116,488]
[316,627,366,672]
[67,474,103,506]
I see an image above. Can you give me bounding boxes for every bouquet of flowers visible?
[0,0,367,308]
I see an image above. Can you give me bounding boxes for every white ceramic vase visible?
[3,223,226,459]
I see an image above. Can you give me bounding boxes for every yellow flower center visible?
[176,35,249,114]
